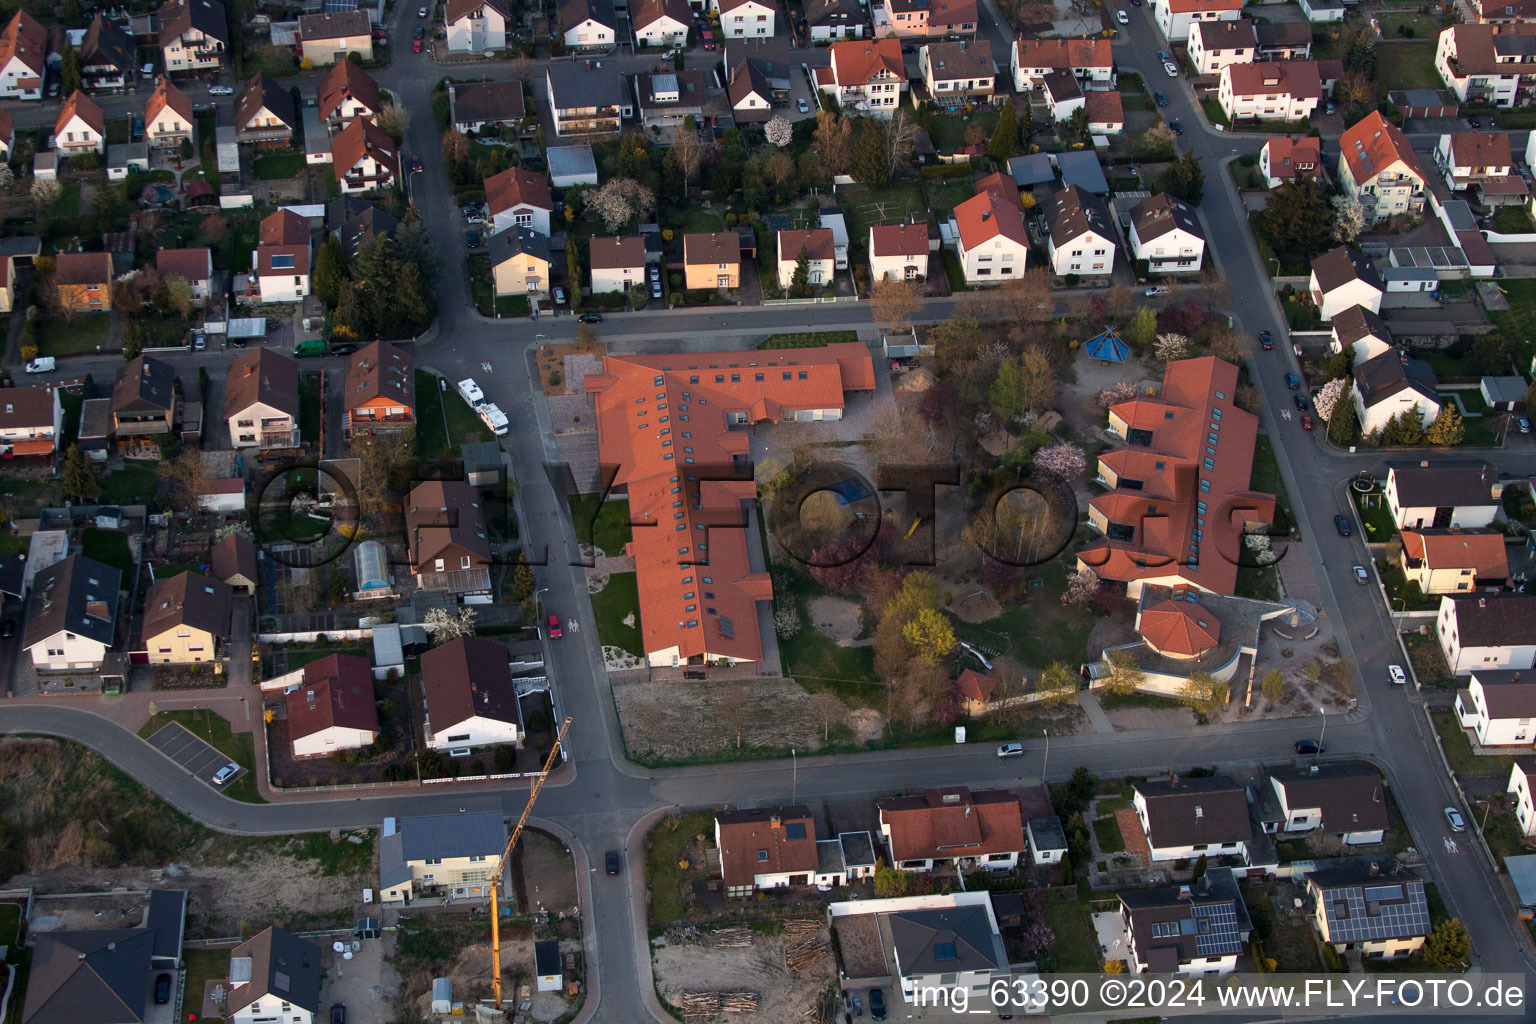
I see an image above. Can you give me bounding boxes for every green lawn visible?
[442,386,495,449]
[645,811,712,924]
[1402,631,1456,689]
[1098,690,1183,710]
[1121,93,1154,111]
[841,183,928,253]
[1491,206,1535,235]
[0,901,19,944]
[1482,278,1536,376]
[758,330,858,349]
[926,107,999,152]
[1431,710,1520,777]
[949,561,1098,672]
[1351,489,1397,542]
[137,709,265,803]
[941,249,970,292]
[1374,11,1441,40]
[665,207,724,237]
[413,370,450,461]
[298,370,321,447]
[1042,895,1100,972]
[253,151,306,181]
[180,947,229,1012]
[35,314,112,356]
[284,646,366,671]
[568,494,633,554]
[1201,96,1231,128]
[1092,815,1125,853]
[922,176,977,219]
[1237,563,1279,601]
[100,462,159,505]
[1251,437,1294,536]
[81,528,133,574]
[1377,559,1437,611]
[590,570,642,656]
[1376,41,1441,92]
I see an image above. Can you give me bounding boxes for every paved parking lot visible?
[145,722,244,788]
[321,932,395,1024]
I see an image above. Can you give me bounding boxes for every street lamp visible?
[408,167,423,207]
[791,748,797,805]
[1315,707,1328,764]
[535,587,549,617]
[1040,728,1049,787]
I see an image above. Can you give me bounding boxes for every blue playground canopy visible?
[1084,328,1129,363]
[830,478,872,504]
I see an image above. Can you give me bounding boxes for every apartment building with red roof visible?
[816,39,905,116]
[1400,528,1509,594]
[1187,18,1255,75]
[582,343,875,667]
[882,0,976,37]
[877,786,1027,872]
[156,247,213,299]
[1080,356,1276,599]
[250,208,311,303]
[286,653,379,758]
[316,60,381,131]
[343,340,414,438]
[1152,0,1243,42]
[0,11,46,100]
[486,166,552,237]
[1010,36,1113,92]
[330,116,398,194]
[869,222,930,283]
[1217,60,1321,123]
[1337,110,1428,223]
[405,479,491,598]
[1436,23,1536,109]
[775,228,834,290]
[953,172,1028,286]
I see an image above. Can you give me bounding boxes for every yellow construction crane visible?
[489,715,573,1011]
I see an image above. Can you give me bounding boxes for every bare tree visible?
[355,434,411,520]
[812,111,852,177]
[424,606,478,644]
[1019,344,1057,412]
[987,268,1053,323]
[1196,265,1231,312]
[883,109,918,182]
[808,690,846,743]
[668,128,705,196]
[763,149,796,186]
[376,102,412,137]
[720,683,753,749]
[1107,283,1134,321]
[870,277,922,335]
[157,450,205,510]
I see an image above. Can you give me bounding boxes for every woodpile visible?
[803,989,838,1024]
[677,990,760,1016]
[707,927,753,948]
[784,937,827,972]
[783,920,821,936]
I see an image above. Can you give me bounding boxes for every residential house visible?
[869,222,929,282]
[1308,866,1430,959]
[715,805,819,896]
[157,248,212,300]
[449,80,525,133]
[298,11,373,64]
[1152,0,1243,41]
[159,0,227,74]
[1400,527,1508,594]
[421,636,521,747]
[1082,357,1274,597]
[952,172,1029,285]
[286,653,379,757]
[210,531,258,594]
[22,555,120,672]
[225,347,300,450]
[1188,18,1255,75]
[331,116,398,194]
[886,898,1007,1003]
[1260,136,1321,188]
[1385,462,1500,530]
[111,355,178,442]
[716,0,777,38]
[634,0,690,47]
[546,61,629,136]
[1131,775,1253,863]
[806,0,865,41]
[1351,348,1441,436]
[817,38,905,116]
[879,0,975,37]
[1119,869,1250,974]
[1128,193,1205,275]
[0,12,47,100]
[53,251,113,311]
[919,39,995,108]
[145,77,196,149]
[20,890,185,1024]
[1040,69,1084,122]
[776,227,835,290]
[343,340,415,437]
[1217,61,1322,122]
[378,811,508,903]
[142,571,232,665]
[1435,132,1526,205]
[251,208,311,304]
[327,197,398,260]
[317,60,381,131]
[1456,669,1536,746]
[683,231,741,289]
[559,0,618,49]
[487,225,551,297]
[877,786,1026,872]
[55,90,106,156]
[1254,20,1313,60]
[1329,304,1392,363]
[1046,183,1116,278]
[225,928,322,1024]
[1508,759,1536,835]
[445,0,510,53]
[1337,111,1428,224]
[633,69,706,128]
[1435,23,1536,108]
[406,479,492,597]
[79,13,136,92]
[0,108,12,158]
[235,73,298,145]
[1027,817,1069,864]
[1010,36,1113,93]
[1437,593,1536,673]
[1085,89,1124,133]
[581,343,874,666]
[726,57,775,120]
[1309,244,1383,320]
[1464,0,1536,22]
[1267,764,1388,843]
[589,235,646,294]
[0,385,62,462]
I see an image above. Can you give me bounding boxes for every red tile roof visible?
[1164,0,1241,12]
[829,39,903,86]
[1448,131,1512,168]
[156,247,211,282]
[684,231,740,268]
[1263,136,1321,180]
[1084,89,1123,126]
[0,12,46,79]
[145,76,193,128]
[330,115,398,183]
[485,166,551,217]
[1137,597,1222,657]
[583,343,874,663]
[956,668,996,703]
[715,806,818,889]
[877,787,1025,862]
[317,59,380,121]
[54,251,112,286]
[954,175,1028,251]
[285,653,379,743]
[1401,528,1509,579]
[1081,357,1276,596]
[260,208,310,246]
[588,235,645,270]
[777,227,834,264]
[1340,110,1426,187]
[1222,60,1320,100]
[869,222,929,258]
[1012,36,1112,71]
[56,89,105,138]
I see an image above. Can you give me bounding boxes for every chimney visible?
[1194,806,1204,819]
[1480,598,1487,608]
[1369,861,1380,876]
[1178,884,1191,900]
[245,363,255,376]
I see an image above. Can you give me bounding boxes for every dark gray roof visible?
[1309,865,1429,943]
[236,72,296,132]
[1312,245,1383,294]
[1042,68,1082,103]
[1132,192,1202,243]
[145,889,186,964]
[111,355,175,415]
[1133,776,1251,849]
[558,0,616,30]
[23,554,120,651]
[1446,594,1536,648]
[1388,461,1497,508]
[488,224,551,266]
[1352,347,1438,407]
[1331,304,1390,348]
[389,811,507,863]
[888,905,999,976]
[22,929,155,1024]
[1482,375,1528,404]
[1119,866,1248,965]
[816,838,844,874]
[1048,184,1115,247]
[839,830,876,867]
[806,0,861,25]
[226,927,323,1015]
[451,80,526,125]
[534,939,561,975]
[329,203,398,261]
[1255,21,1312,48]
[1027,815,1069,852]
[1269,764,1388,835]
[158,0,228,46]
[81,13,136,73]
[547,60,626,109]
[460,441,503,474]
[1057,150,1109,194]
[727,57,772,116]
[1470,669,1536,718]
[1008,152,1055,186]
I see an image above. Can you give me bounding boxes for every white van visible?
[25,357,56,373]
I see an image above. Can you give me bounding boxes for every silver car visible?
[996,742,1024,759]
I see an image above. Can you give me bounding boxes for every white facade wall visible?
[292,723,377,757]
[27,630,109,672]
[1352,385,1439,437]
[1129,223,1204,274]
[446,5,508,52]
[428,712,522,750]
[1048,229,1114,277]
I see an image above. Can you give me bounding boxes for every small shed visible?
[956,668,996,715]
[461,442,504,487]
[1481,375,1528,411]
[1084,327,1129,364]
[353,917,381,939]
[94,506,124,530]
[431,977,453,1013]
[33,151,56,181]
[1007,153,1055,187]
[106,142,150,181]
[1027,816,1069,865]
[353,539,392,599]
[547,144,599,187]
[1382,266,1438,293]
[371,622,404,680]
[534,941,562,992]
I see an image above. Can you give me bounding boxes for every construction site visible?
[652,920,839,1023]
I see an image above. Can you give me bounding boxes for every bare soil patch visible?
[808,595,866,646]
[1104,705,1197,731]
[847,708,886,743]
[950,585,1002,623]
[652,926,834,1023]
[613,675,834,761]
[535,341,605,397]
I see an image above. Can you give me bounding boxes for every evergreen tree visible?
[1422,919,1470,970]
[1425,403,1465,446]
[851,119,887,186]
[313,236,347,308]
[566,235,584,312]
[1380,408,1425,446]
[1262,176,1334,258]
[989,99,1019,162]
[60,47,81,96]
[121,320,143,361]
[1327,390,1359,445]
[1158,149,1205,204]
[1065,106,1091,147]
[395,219,442,282]
[60,444,101,503]
[987,360,1025,423]
[790,246,812,297]
[1124,305,1157,350]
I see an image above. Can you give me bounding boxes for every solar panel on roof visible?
[785,822,806,839]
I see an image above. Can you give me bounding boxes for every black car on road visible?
[606,850,621,874]
[1333,515,1352,537]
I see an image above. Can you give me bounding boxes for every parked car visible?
[649,264,661,282]
[996,742,1024,759]
[1258,329,1273,350]
[1154,90,1167,106]
[1170,117,1182,135]
[1293,392,1307,411]
[25,356,56,373]
[797,97,809,113]
[411,155,423,172]
[1300,413,1313,430]
[413,25,424,37]
[209,84,234,95]
[418,4,427,13]
[466,229,479,249]
[131,118,145,141]
[1445,807,1466,832]
[553,286,567,305]
[547,614,562,639]
[1163,61,1178,76]
[652,280,663,299]
[1353,564,1369,585]
[1519,416,1531,434]
[1294,739,1324,755]
[1388,664,1407,686]
[330,1006,346,1024]
[579,312,603,323]
[155,974,172,1005]
[193,334,206,351]
[1285,371,1300,390]
[0,620,14,639]
[1157,49,1169,61]
[606,849,621,874]
[331,344,358,356]
[1325,101,1335,115]
[1333,515,1352,537]
[1145,285,1170,297]
[1467,115,1481,128]
[228,336,248,348]
[412,37,423,51]
[1116,9,1128,21]
[869,988,887,1021]
[212,763,240,785]
[700,27,715,48]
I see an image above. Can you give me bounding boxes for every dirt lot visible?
[437,937,579,1022]
[652,925,835,1023]
[513,829,578,917]
[28,893,148,932]
[808,596,866,646]
[613,674,841,760]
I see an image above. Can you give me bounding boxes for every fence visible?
[762,295,862,306]
[257,628,375,643]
